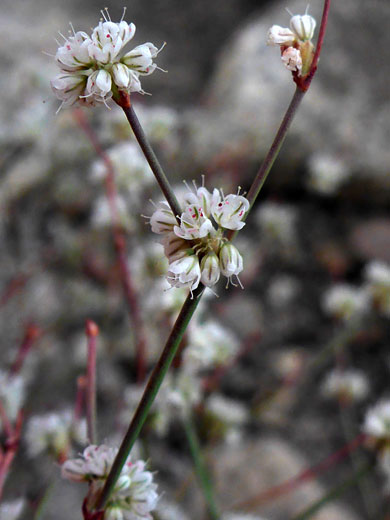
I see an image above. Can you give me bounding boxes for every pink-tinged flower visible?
[183,186,216,217]
[267,25,296,46]
[219,243,243,280]
[150,202,177,234]
[281,47,302,74]
[211,193,249,231]
[167,255,201,291]
[174,204,214,240]
[200,251,221,287]
[56,30,93,72]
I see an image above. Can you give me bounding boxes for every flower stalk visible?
[85,320,98,444]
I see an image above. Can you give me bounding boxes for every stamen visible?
[69,22,76,36]
[104,7,112,21]
[120,6,127,23]
[156,66,168,73]
[192,179,198,191]
[42,51,56,57]
[100,10,108,22]
[156,42,167,55]
[285,7,294,17]
[201,174,205,187]
[236,275,244,290]
[305,4,310,15]
[58,31,68,42]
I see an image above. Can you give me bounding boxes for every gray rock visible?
[187,0,390,196]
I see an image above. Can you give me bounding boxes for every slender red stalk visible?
[0,400,13,439]
[0,274,28,308]
[233,433,366,510]
[74,109,148,382]
[85,320,99,444]
[10,323,41,375]
[0,411,23,502]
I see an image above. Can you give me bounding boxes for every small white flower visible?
[322,284,369,321]
[167,255,201,291]
[55,31,93,72]
[223,514,267,520]
[86,69,112,103]
[174,204,214,240]
[290,13,316,42]
[211,193,249,231]
[322,368,370,403]
[281,47,302,74]
[307,153,350,195]
[363,400,390,440]
[50,72,89,108]
[267,25,296,46]
[364,261,390,317]
[122,43,159,75]
[256,202,297,245]
[149,202,177,234]
[112,62,131,88]
[200,251,221,287]
[89,19,136,65]
[219,243,243,281]
[0,371,25,425]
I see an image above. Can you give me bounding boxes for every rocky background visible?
[1,0,390,519]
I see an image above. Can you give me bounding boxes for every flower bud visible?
[200,252,221,287]
[290,14,316,42]
[267,25,296,46]
[122,43,158,74]
[112,63,130,88]
[219,243,243,278]
[86,69,112,100]
[150,202,176,234]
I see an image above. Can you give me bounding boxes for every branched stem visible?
[94,285,204,511]
[183,413,220,520]
[115,92,182,220]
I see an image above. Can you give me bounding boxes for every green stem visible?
[116,95,182,220]
[94,284,204,511]
[183,413,220,520]
[291,461,375,520]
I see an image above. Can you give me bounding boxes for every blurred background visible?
[1,0,390,519]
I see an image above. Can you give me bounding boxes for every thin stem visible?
[291,460,374,520]
[232,433,366,510]
[302,0,331,91]
[183,413,220,520]
[74,375,87,422]
[93,284,204,512]
[74,109,148,382]
[116,93,182,220]
[85,320,98,444]
[10,323,41,375]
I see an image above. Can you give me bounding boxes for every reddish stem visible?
[0,274,28,308]
[0,411,23,502]
[0,400,13,439]
[74,109,148,383]
[10,323,41,375]
[233,433,366,510]
[74,375,87,422]
[85,320,99,444]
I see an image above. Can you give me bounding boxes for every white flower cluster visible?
[51,9,161,111]
[307,153,350,195]
[267,9,316,77]
[364,261,390,317]
[321,368,369,403]
[25,409,86,458]
[363,400,390,441]
[150,184,249,292]
[255,202,297,246]
[62,444,158,520]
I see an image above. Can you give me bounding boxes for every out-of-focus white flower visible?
[25,409,86,457]
[155,499,190,520]
[149,202,178,235]
[51,11,161,110]
[363,400,390,440]
[223,513,267,520]
[267,275,299,308]
[256,202,297,245]
[281,47,302,74]
[90,194,134,231]
[364,261,390,317]
[0,499,25,520]
[167,255,201,292]
[62,444,158,519]
[184,320,239,369]
[322,368,370,403]
[307,153,350,195]
[267,25,295,46]
[322,284,370,321]
[0,371,25,426]
[206,394,249,428]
